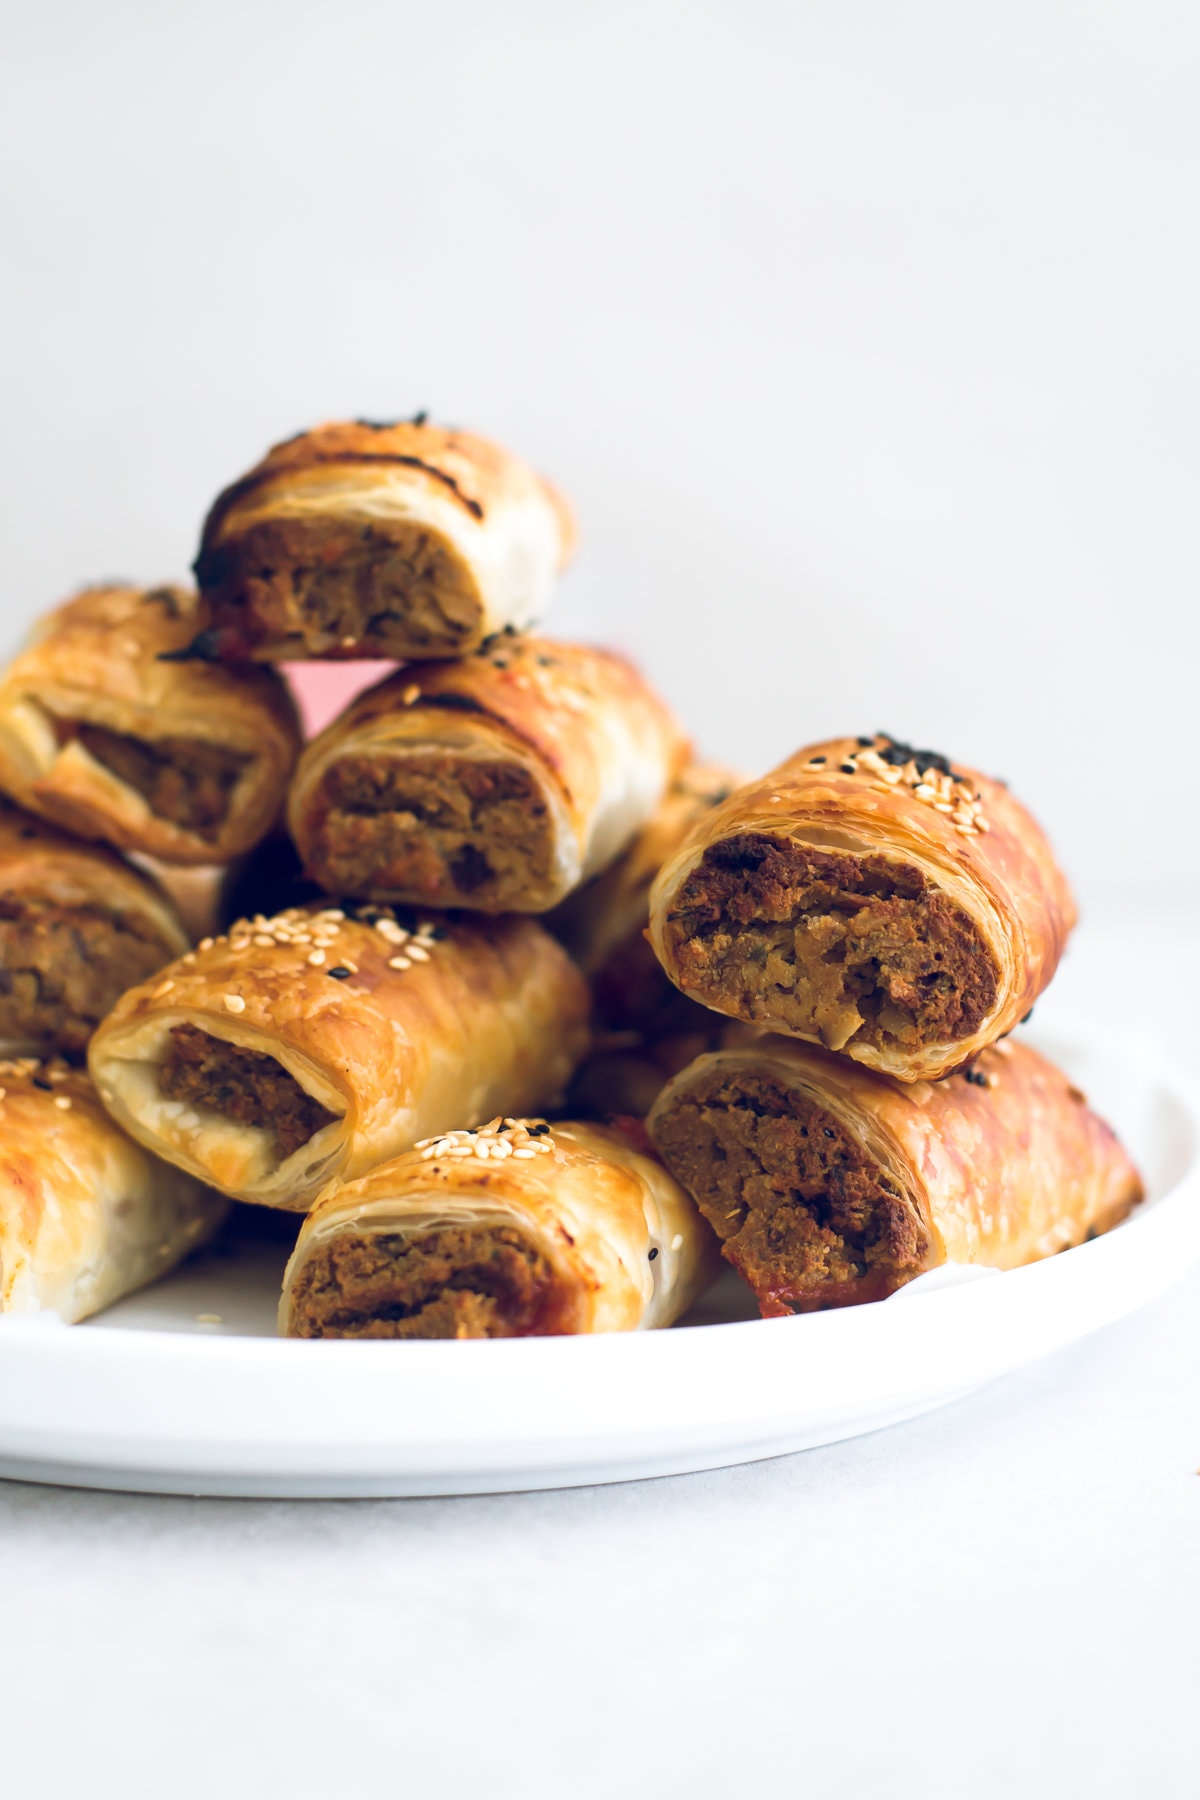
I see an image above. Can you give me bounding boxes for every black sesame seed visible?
[529,1122,550,1136]
[32,1076,53,1092]
[840,762,857,774]
[648,1247,659,1261]
[857,735,874,746]
[328,967,352,980]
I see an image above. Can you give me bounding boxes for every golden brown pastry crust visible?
[648,734,1076,1081]
[193,419,577,661]
[648,1035,1142,1315]
[0,1056,227,1321]
[88,902,591,1210]
[279,1116,721,1337]
[0,585,301,864]
[0,799,189,1057]
[288,638,690,912]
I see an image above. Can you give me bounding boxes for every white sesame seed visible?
[406,943,430,962]
[388,956,412,970]
[198,937,214,951]
[671,1233,684,1251]
[308,949,326,966]
[153,979,175,998]
[317,909,345,921]
[223,994,246,1012]
[511,1147,536,1159]
[254,935,276,948]
[401,683,421,705]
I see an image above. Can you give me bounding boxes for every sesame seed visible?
[153,979,175,998]
[254,935,275,948]
[671,1233,684,1251]
[510,1147,536,1159]
[182,952,197,964]
[648,1247,659,1261]
[388,955,412,970]
[406,943,430,962]
[199,938,214,952]
[340,636,357,648]
[340,959,358,974]
[308,949,326,966]
[54,1095,72,1110]
[328,967,352,980]
[840,762,857,775]
[223,994,246,1012]
[401,683,421,705]
[317,909,345,921]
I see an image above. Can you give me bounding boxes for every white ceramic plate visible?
[0,1029,1196,1498]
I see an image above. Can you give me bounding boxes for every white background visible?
[1,5,1197,1796]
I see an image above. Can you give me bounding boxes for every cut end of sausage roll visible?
[158,1024,339,1164]
[193,419,576,661]
[287,1222,562,1339]
[665,834,1001,1060]
[279,1116,720,1338]
[650,1057,930,1312]
[0,799,189,1058]
[0,584,301,865]
[288,639,689,912]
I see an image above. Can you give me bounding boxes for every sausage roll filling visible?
[54,720,251,841]
[287,1221,562,1340]
[289,638,688,912]
[158,1023,338,1162]
[193,419,576,661]
[0,897,179,1057]
[650,1060,929,1309]
[311,750,555,907]
[669,837,999,1057]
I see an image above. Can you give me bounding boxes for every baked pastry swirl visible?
[288,637,689,912]
[280,1116,720,1338]
[649,1035,1142,1315]
[648,734,1076,1082]
[0,799,189,1058]
[193,418,576,662]
[0,1057,227,1321]
[0,584,300,864]
[88,903,590,1210]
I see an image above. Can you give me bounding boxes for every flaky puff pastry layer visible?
[0,1058,227,1322]
[279,1117,721,1338]
[0,585,301,864]
[89,904,590,1211]
[648,1036,1142,1316]
[193,419,577,661]
[0,799,189,1058]
[288,638,690,913]
[647,734,1076,1082]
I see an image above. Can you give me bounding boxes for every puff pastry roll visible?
[649,1035,1141,1315]
[280,1116,720,1338]
[288,638,689,913]
[193,418,576,662]
[648,733,1076,1082]
[0,800,188,1057]
[0,1057,227,1321]
[0,584,301,865]
[89,903,590,1210]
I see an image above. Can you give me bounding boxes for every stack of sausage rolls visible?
[0,416,1143,1342]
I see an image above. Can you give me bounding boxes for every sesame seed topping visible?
[671,1233,684,1251]
[388,955,412,970]
[153,979,175,999]
[406,943,430,962]
[198,938,214,952]
[223,994,246,1012]
[401,683,421,705]
[840,762,857,775]
[53,1095,72,1110]
[416,1118,556,1160]
[308,949,326,966]
[340,636,357,648]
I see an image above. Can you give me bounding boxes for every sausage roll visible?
[0,1057,227,1322]
[280,1116,721,1338]
[0,584,301,864]
[88,903,590,1210]
[0,800,189,1058]
[649,1035,1142,1316]
[648,733,1077,1082]
[288,638,689,913]
[192,418,576,662]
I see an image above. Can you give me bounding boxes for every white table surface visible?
[3,913,1197,1800]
